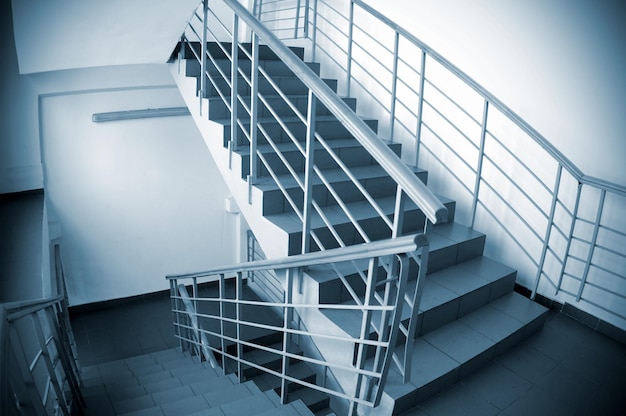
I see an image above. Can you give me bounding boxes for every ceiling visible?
[11,0,200,74]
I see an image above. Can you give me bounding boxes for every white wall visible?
[38,69,238,305]
[362,0,626,187]
[10,0,199,74]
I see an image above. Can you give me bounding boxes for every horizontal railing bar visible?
[352,22,394,58]
[420,119,478,175]
[578,296,626,319]
[168,233,425,279]
[485,132,554,194]
[418,139,474,196]
[476,198,541,268]
[482,154,552,221]
[222,0,448,224]
[422,98,480,154]
[352,0,586,184]
[423,78,482,128]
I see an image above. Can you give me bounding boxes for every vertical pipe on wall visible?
[531,165,563,300]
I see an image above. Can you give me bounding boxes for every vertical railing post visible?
[219,273,227,375]
[302,90,317,254]
[303,0,310,38]
[346,0,355,96]
[31,312,70,415]
[392,185,406,238]
[200,0,209,111]
[470,99,489,229]
[414,50,427,167]
[311,0,318,62]
[231,14,240,166]
[531,165,563,300]
[577,189,605,301]
[236,271,244,382]
[351,256,379,414]
[294,0,302,38]
[280,267,296,404]
[555,183,582,295]
[389,31,400,142]
[248,33,260,203]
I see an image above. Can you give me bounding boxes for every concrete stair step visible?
[204,92,356,120]
[266,196,458,255]
[255,164,428,215]
[319,256,517,342]
[233,138,401,180]
[184,57,321,79]
[370,292,549,415]
[180,41,305,62]
[217,114,378,147]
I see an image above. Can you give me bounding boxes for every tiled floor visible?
[70,293,626,415]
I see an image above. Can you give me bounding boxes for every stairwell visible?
[170,38,549,416]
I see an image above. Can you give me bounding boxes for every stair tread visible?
[377,292,548,413]
[253,164,426,192]
[319,255,516,337]
[211,113,375,127]
[264,194,455,233]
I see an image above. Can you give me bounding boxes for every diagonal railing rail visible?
[167,233,428,414]
[255,0,626,331]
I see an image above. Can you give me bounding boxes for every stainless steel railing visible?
[181,0,448,253]
[167,233,428,413]
[0,296,84,415]
[255,0,626,330]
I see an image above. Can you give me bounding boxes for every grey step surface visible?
[174,41,551,416]
[81,348,315,416]
[370,292,549,415]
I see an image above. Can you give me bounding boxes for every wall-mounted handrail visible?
[222,0,448,225]
[254,0,626,329]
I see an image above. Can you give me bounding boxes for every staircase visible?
[170,37,549,415]
[80,347,316,416]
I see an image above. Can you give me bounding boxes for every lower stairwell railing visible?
[254,0,626,330]
[167,233,428,413]
[0,297,85,415]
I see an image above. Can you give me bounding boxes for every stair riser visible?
[287,199,459,255]
[261,171,429,215]
[223,117,377,148]
[185,58,321,79]
[236,142,399,179]
[206,94,357,121]
[180,42,305,61]
[194,75,338,99]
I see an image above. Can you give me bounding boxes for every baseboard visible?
[514,284,626,345]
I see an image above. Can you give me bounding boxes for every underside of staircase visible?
[170,41,549,416]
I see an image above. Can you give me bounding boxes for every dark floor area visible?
[70,292,626,415]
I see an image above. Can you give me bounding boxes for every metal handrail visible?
[224,0,448,225]
[167,233,425,280]
[1,295,84,415]
[168,233,427,413]
[254,0,626,330]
